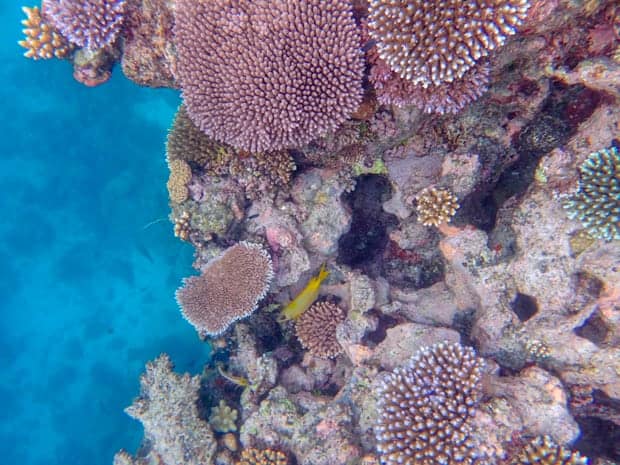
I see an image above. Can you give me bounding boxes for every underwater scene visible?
[4,0,620,465]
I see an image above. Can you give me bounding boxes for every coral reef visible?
[295,301,346,359]
[116,354,216,465]
[375,342,485,465]
[209,399,238,433]
[18,6,70,60]
[564,146,619,241]
[176,242,273,336]
[173,0,364,152]
[42,0,126,50]
[416,186,460,227]
[512,436,588,465]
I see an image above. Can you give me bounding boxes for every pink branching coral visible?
[368,0,530,87]
[375,342,485,465]
[173,0,364,153]
[176,242,273,336]
[370,55,490,113]
[42,0,126,50]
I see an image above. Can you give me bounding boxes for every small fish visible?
[280,264,329,321]
[217,365,249,388]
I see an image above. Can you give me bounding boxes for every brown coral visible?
[229,151,297,200]
[237,448,288,465]
[166,158,192,204]
[173,0,364,152]
[416,187,459,227]
[368,0,531,86]
[295,301,346,359]
[18,6,70,60]
[166,104,229,170]
[176,242,273,336]
[375,342,485,465]
[511,436,588,465]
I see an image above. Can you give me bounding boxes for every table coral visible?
[176,242,273,336]
[173,0,364,152]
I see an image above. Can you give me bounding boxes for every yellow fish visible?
[217,364,249,388]
[280,264,330,320]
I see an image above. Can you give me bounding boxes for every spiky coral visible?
[368,0,531,87]
[416,187,460,227]
[173,0,364,153]
[295,301,346,359]
[564,146,619,241]
[42,0,126,50]
[176,242,273,336]
[18,6,70,60]
[511,436,588,465]
[375,342,485,465]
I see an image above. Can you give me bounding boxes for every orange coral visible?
[18,6,70,60]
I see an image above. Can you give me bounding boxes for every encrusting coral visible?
[166,158,192,204]
[176,242,273,336]
[119,354,216,465]
[564,146,619,241]
[416,187,460,227]
[511,435,588,465]
[375,342,485,465]
[42,0,127,50]
[368,0,531,87]
[208,399,238,433]
[295,301,346,359]
[18,6,70,60]
[173,0,364,153]
[237,448,288,465]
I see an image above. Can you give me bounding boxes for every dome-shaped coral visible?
[295,301,346,359]
[173,0,364,153]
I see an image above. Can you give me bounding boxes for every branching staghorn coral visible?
[176,242,273,336]
[375,342,485,465]
[173,0,364,153]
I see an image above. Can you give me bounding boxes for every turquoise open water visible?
[0,3,211,464]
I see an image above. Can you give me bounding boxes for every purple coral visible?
[370,56,490,114]
[173,0,364,153]
[42,0,126,50]
[375,342,485,465]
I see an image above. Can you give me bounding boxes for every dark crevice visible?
[510,293,538,322]
[362,312,399,345]
[337,174,398,277]
[574,310,610,347]
[574,416,620,462]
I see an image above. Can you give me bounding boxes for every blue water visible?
[0,4,211,465]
